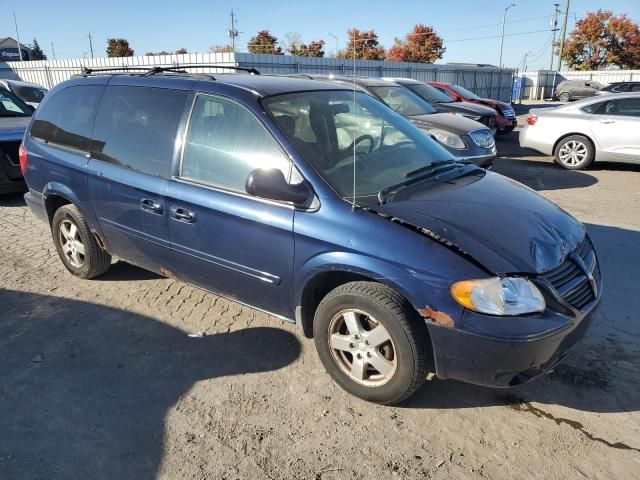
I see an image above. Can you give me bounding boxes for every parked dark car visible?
[383,77,497,132]
[21,68,601,405]
[304,75,496,167]
[595,81,640,95]
[0,79,48,108]
[428,81,517,134]
[1,89,32,194]
[554,80,603,102]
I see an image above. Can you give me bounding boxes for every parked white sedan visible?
[520,93,640,169]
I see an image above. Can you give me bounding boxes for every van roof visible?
[70,69,352,97]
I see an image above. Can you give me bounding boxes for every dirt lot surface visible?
[2,108,639,479]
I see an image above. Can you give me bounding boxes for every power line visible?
[445,28,553,43]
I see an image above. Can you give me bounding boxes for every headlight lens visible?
[450,277,545,315]
[427,128,466,149]
[469,129,495,148]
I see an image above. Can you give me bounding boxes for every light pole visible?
[328,33,339,57]
[499,3,516,68]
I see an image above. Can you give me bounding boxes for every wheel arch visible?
[294,255,427,339]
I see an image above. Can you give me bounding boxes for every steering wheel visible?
[344,134,375,154]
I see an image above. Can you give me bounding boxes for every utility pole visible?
[88,33,94,58]
[51,41,56,60]
[499,4,516,68]
[557,0,570,71]
[328,33,339,57]
[228,9,239,52]
[13,12,23,61]
[549,3,560,70]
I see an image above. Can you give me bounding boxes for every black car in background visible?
[0,89,33,194]
[384,77,497,132]
[595,81,640,95]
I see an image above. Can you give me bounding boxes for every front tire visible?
[554,135,594,170]
[313,282,429,405]
[52,205,112,279]
[558,92,571,102]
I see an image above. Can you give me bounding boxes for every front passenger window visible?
[181,95,292,193]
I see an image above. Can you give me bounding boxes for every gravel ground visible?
[1,113,639,479]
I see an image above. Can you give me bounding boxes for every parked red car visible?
[428,82,517,135]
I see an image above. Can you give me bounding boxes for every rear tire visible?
[554,135,594,170]
[558,91,571,102]
[313,281,429,405]
[52,205,112,279]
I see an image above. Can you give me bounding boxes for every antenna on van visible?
[351,31,357,211]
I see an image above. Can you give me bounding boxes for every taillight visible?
[18,143,28,174]
[526,116,538,126]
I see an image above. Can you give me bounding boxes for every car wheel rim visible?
[59,219,85,268]
[327,309,397,387]
[558,140,588,166]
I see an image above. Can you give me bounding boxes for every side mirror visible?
[452,94,462,102]
[245,168,312,205]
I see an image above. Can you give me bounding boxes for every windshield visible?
[0,90,32,117]
[12,84,47,104]
[406,83,454,104]
[450,84,482,100]
[368,86,437,116]
[262,90,453,200]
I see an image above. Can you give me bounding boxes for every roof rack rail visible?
[77,64,259,80]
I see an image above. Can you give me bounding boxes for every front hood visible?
[409,113,487,135]
[375,170,585,274]
[0,116,30,141]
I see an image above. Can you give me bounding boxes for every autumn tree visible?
[561,10,640,70]
[284,33,325,57]
[386,24,444,63]
[106,38,134,57]
[247,30,282,55]
[30,38,47,60]
[210,44,233,53]
[144,51,171,56]
[337,28,385,60]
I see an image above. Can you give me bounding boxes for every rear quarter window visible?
[30,85,103,151]
[91,86,188,177]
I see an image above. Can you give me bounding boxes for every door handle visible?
[140,198,163,214]
[600,119,615,124]
[170,205,196,223]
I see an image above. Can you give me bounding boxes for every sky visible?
[3,0,640,70]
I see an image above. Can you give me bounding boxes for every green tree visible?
[337,28,385,60]
[106,38,134,58]
[386,24,444,63]
[561,10,640,70]
[247,30,282,55]
[30,38,47,60]
[174,48,188,54]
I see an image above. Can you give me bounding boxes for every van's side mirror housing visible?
[245,168,312,205]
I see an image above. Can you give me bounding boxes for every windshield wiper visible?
[377,160,457,204]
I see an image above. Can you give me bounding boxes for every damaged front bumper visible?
[424,295,600,388]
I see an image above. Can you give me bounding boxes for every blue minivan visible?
[20,67,602,404]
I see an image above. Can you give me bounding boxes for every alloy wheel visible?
[558,140,588,167]
[58,219,85,268]
[327,309,397,386]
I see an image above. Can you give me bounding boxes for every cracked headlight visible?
[450,277,545,315]
[427,128,466,149]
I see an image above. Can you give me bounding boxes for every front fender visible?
[294,251,461,319]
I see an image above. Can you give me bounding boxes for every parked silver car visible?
[520,93,640,169]
[0,79,48,108]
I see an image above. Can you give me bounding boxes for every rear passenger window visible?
[180,95,291,193]
[593,98,640,117]
[30,85,102,151]
[91,86,187,177]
